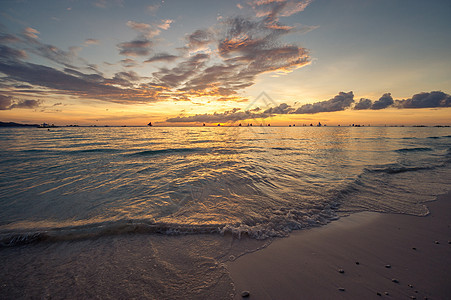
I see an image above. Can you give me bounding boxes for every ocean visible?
[1,126,450,298]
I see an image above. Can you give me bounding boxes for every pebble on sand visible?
[385,264,391,268]
[241,291,250,297]
[355,261,360,265]
[338,269,345,273]
[434,240,440,244]
[392,278,399,283]
[377,292,382,296]
[338,287,346,292]
[412,247,417,250]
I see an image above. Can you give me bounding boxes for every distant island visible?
[0,121,39,127]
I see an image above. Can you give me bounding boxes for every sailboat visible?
[147,122,153,126]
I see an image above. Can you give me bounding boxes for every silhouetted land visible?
[0,122,39,127]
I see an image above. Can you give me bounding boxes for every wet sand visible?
[227,192,451,299]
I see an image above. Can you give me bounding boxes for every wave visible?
[130,147,206,156]
[75,148,119,153]
[21,148,120,155]
[270,147,293,151]
[395,147,433,153]
[0,202,341,247]
[2,160,448,248]
[365,164,437,174]
[0,221,224,247]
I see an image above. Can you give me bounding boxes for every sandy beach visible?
[227,192,451,299]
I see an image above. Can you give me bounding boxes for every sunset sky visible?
[1,0,450,126]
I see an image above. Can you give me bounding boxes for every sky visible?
[0,0,450,126]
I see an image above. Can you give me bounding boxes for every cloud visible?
[153,53,210,88]
[107,71,140,87]
[120,58,137,67]
[371,93,393,110]
[353,91,451,110]
[121,58,138,68]
[118,19,173,57]
[145,53,179,63]
[147,4,160,13]
[0,45,28,60]
[1,30,86,68]
[126,19,173,38]
[94,0,106,8]
[396,91,451,108]
[263,102,294,114]
[184,29,215,52]
[126,21,160,39]
[354,98,372,110]
[249,0,312,20]
[117,39,153,56]
[0,33,20,43]
[10,99,40,109]
[84,39,100,45]
[166,107,270,123]
[0,60,163,103]
[157,19,173,30]
[93,0,123,8]
[30,44,81,67]
[0,94,40,110]
[23,27,39,39]
[293,91,354,114]
[164,14,310,99]
[0,0,313,105]
[0,94,12,110]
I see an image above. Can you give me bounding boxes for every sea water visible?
[0,126,450,298]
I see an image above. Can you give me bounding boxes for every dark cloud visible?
[107,71,140,87]
[0,45,27,60]
[0,60,162,103]
[161,14,310,100]
[153,53,210,88]
[120,58,137,68]
[263,103,294,114]
[117,39,153,56]
[0,94,13,110]
[0,1,312,104]
[10,99,40,109]
[168,89,451,123]
[185,29,215,52]
[354,98,372,110]
[117,19,173,57]
[166,107,270,123]
[371,93,393,110]
[31,44,81,67]
[293,91,354,114]
[145,53,179,63]
[396,91,451,108]
[0,94,40,110]
[0,33,20,43]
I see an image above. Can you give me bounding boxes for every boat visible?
[37,123,58,128]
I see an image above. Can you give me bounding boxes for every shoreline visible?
[227,191,451,299]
